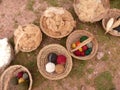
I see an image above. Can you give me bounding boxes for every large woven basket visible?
[40,7,76,38]
[14,24,42,53]
[73,0,110,23]
[0,65,33,90]
[37,44,72,80]
[66,30,98,60]
[0,43,14,74]
[102,9,120,36]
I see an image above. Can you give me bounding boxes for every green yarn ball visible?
[10,77,18,85]
[88,48,92,52]
[85,50,91,55]
[80,36,88,42]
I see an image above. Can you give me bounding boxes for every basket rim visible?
[66,30,98,60]
[40,7,75,38]
[37,44,73,80]
[0,65,33,90]
[102,8,120,36]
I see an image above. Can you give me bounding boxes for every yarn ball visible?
[10,77,18,85]
[17,72,24,79]
[80,52,85,56]
[23,72,29,80]
[86,42,93,48]
[57,55,66,64]
[45,62,55,73]
[73,50,81,56]
[82,45,88,51]
[80,36,88,42]
[48,53,58,64]
[79,48,83,52]
[88,48,92,52]
[85,50,91,55]
[18,78,25,84]
[75,41,80,46]
[55,64,65,74]
[71,43,76,49]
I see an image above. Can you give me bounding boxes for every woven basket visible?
[102,9,120,36]
[0,65,33,90]
[66,30,98,60]
[73,0,110,23]
[40,7,76,38]
[0,44,14,74]
[37,44,72,80]
[14,24,42,53]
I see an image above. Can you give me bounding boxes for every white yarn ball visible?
[45,62,55,73]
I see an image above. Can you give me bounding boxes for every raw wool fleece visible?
[14,24,42,53]
[0,38,11,68]
[41,7,76,37]
[74,0,109,22]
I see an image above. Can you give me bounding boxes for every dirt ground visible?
[0,0,120,90]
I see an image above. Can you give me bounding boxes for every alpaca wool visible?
[48,53,58,64]
[0,38,11,68]
[17,72,24,79]
[74,50,81,56]
[87,42,93,48]
[18,78,25,84]
[57,55,66,64]
[55,64,65,74]
[23,73,29,80]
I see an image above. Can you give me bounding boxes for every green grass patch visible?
[27,0,35,11]
[110,0,120,9]
[70,59,87,78]
[101,54,109,61]
[94,71,115,90]
[45,0,59,6]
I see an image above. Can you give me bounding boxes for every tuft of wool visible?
[0,38,11,68]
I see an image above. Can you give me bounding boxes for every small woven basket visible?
[0,65,33,90]
[102,9,120,36]
[37,44,72,80]
[73,0,110,23]
[14,24,42,53]
[40,7,76,38]
[66,30,98,60]
[0,44,14,74]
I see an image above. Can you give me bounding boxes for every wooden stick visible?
[71,37,94,52]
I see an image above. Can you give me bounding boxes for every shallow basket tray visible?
[73,0,110,23]
[66,30,98,60]
[37,44,72,80]
[0,44,14,74]
[0,65,33,90]
[102,9,120,36]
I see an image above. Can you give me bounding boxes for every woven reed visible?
[40,7,76,38]
[14,24,42,53]
[37,44,72,80]
[0,44,14,74]
[0,65,33,90]
[73,0,110,23]
[66,30,98,60]
[102,9,120,36]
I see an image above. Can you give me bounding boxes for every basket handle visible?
[71,37,94,52]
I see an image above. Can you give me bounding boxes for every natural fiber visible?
[66,30,98,60]
[37,44,72,80]
[40,7,76,38]
[0,65,33,90]
[102,9,120,36]
[14,24,42,53]
[0,44,14,74]
[73,0,110,22]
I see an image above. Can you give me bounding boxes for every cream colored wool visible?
[0,38,11,68]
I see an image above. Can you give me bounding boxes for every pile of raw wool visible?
[40,7,76,38]
[0,38,12,72]
[73,0,110,22]
[14,24,42,53]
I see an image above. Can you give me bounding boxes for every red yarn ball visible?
[57,55,66,64]
[80,52,85,56]
[82,45,88,51]
[17,72,24,79]
[73,50,81,56]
